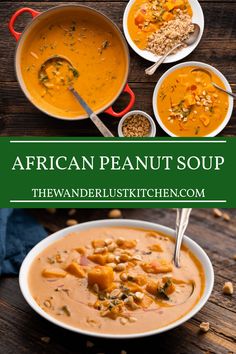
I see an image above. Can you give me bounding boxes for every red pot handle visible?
[9,8,41,41]
[105,84,135,118]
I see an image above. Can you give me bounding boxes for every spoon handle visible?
[145,43,181,76]
[212,83,236,99]
[69,87,114,137]
[174,208,192,268]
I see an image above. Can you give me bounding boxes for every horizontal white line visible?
[10,200,227,203]
[10,140,226,144]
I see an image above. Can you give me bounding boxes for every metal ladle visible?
[145,23,200,76]
[173,208,192,268]
[191,68,236,99]
[38,56,114,137]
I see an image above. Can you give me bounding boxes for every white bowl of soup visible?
[9,5,135,120]
[19,219,214,339]
[123,0,204,63]
[153,62,233,137]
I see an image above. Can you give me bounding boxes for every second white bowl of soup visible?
[153,62,233,137]
[19,219,214,338]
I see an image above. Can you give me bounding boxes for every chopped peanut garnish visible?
[199,322,210,333]
[222,212,230,221]
[223,281,234,295]
[66,219,78,226]
[213,208,222,218]
[108,209,122,218]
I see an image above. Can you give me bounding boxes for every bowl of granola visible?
[123,0,204,63]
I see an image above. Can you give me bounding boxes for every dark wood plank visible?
[0,208,236,354]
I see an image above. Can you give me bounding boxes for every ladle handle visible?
[69,87,114,137]
[90,113,114,137]
[174,208,192,268]
[9,8,41,41]
[145,43,181,76]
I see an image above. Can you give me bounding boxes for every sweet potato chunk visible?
[65,262,86,278]
[149,244,163,252]
[42,268,67,278]
[75,247,86,255]
[146,280,160,295]
[88,254,107,265]
[135,274,147,286]
[92,239,106,248]
[88,266,114,290]
[116,239,137,249]
[164,1,175,11]
[162,11,174,21]
[141,260,173,274]
[184,94,196,107]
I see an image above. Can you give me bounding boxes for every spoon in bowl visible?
[191,68,236,99]
[145,24,200,76]
[38,56,114,137]
[173,208,192,268]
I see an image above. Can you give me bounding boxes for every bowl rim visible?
[122,0,204,63]
[19,218,214,339]
[118,110,157,137]
[152,61,234,137]
[14,4,130,121]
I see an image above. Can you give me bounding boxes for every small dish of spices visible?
[118,110,156,137]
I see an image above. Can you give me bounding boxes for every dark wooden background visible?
[0,0,235,136]
[0,208,235,353]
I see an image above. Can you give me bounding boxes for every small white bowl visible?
[118,110,157,137]
[123,0,204,63]
[152,61,234,137]
[19,219,214,339]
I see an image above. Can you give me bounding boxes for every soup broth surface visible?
[157,66,229,136]
[29,226,205,334]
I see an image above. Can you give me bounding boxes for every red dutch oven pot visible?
[9,5,135,120]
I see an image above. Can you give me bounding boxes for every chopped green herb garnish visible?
[61,305,71,316]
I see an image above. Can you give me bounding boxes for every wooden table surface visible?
[0,208,235,354]
[0,0,235,136]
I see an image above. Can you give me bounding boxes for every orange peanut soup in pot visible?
[29,227,205,334]
[20,9,128,118]
[157,66,229,136]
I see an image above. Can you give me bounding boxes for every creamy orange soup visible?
[20,8,128,118]
[157,66,229,136]
[29,227,205,334]
[127,0,192,50]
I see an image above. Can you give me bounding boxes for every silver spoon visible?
[191,68,236,99]
[38,56,114,137]
[145,24,200,76]
[173,208,192,268]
